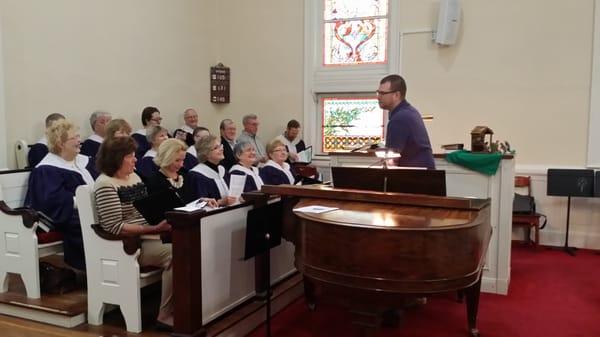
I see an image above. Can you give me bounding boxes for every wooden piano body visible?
[260,184,492,337]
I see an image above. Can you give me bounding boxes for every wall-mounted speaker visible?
[435,0,461,46]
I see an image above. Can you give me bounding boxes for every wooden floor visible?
[0,269,303,337]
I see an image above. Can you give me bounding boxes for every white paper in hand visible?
[228,174,246,199]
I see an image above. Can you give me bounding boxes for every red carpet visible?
[248,245,600,337]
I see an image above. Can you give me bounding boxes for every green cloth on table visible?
[445,150,503,176]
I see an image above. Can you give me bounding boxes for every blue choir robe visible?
[183,152,198,171]
[184,163,229,202]
[228,164,264,193]
[132,129,150,161]
[259,160,296,185]
[27,137,49,168]
[186,145,197,159]
[180,125,195,147]
[80,134,102,159]
[25,153,95,270]
[136,149,159,181]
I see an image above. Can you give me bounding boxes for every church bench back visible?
[0,169,31,208]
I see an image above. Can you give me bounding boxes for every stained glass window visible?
[321,97,384,152]
[323,0,388,66]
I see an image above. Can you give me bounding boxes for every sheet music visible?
[174,199,207,212]
[228,174,246,199]
[296,146,312,163]
[293,205,339,214]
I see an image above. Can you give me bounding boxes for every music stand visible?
[244,201,283,337]
[331,166,447,196]
[547,169,594,256]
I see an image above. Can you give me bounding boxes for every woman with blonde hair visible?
[260,139,297,185]
[24,119,96,270]
[146,139,217,208]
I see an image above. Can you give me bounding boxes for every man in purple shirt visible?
[377,75,435,169]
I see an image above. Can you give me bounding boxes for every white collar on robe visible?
[86,133,104,144]
[36,153,95,185]
[229,164,264,189]
[36,137,48,146]
[143,149,157,158]
[264,160,294,184]
[190,163,229,197]
[181,125,194,134]
[186,146,197,158]
[134,128,147,136]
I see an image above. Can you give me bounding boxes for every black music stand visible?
[244,201,283,337]
[547,169,594,256]
[331,166,447,196]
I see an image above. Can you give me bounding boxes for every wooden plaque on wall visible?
[210,63,230,104]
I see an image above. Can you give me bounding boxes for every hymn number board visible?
[210,63,230,104]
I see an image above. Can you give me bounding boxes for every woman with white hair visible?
[184,135,237,206]
[228,140,264,192]
[24,119,96,270]
[136,125,169,180]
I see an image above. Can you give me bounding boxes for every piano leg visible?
[464,278,482,337]
[303,277,317,311]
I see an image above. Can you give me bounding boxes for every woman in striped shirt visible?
[94,136,174,329]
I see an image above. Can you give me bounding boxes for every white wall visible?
[0,0,218,168]
[399,0,594,166]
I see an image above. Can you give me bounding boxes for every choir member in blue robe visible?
[133,106,164,160]
[227,140,264,193]
[25,120,95,270]
[184,135,237,206]
[80,110,111,165]
[27,113,65,168]
[260,139,297,185]
[136,125,169,181]
[183,127,209,171]
[104,118,132,140]
[27,138,49,169]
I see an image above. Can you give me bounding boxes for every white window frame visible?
[587,0,600,167]
[303,0,401,159]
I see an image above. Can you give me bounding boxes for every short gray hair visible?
[195,134,218,163]
[242,114,257,126]
[233,140,254,160]
[90,110,111,130]
[219,118,234,130]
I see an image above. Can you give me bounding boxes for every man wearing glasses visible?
[377,75,435,169]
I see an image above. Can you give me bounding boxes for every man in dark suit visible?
[219,119,237,171]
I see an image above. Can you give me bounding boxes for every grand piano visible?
[258,183,492,337]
